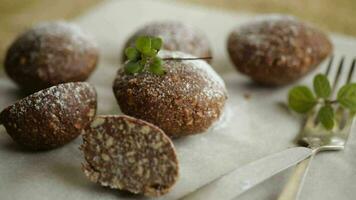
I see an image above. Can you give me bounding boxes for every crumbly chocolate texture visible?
[227,15,333,85]
[122,21,212,62]
[113,51,227,137]
[81,115,179,197]
[0,82,97,150]
[4,21,99,93]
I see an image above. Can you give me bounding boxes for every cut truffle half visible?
[81,115,179,197]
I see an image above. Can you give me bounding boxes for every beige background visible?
[0,0,356,67]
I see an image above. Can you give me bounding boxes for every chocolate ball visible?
[113,51,227,137]
[0,82,97,150]
[4,21,99,92]
[227,15,332,85]
[122,21,211,62]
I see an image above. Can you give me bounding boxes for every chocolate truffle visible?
[122,21,211,62]
[113,51,227,137]
[81,115,179,197]
[0,82,97,150]
[227,15,332,85]
[4,21,99,92]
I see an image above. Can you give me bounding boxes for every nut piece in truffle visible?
[81,115,179,197]
[0,82,97,150]
[113,51,227,137]
[122,21,211,62]
[4,21,99,92]
[227,14,333,85]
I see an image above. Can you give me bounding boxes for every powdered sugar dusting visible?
[233,14,301,48]
[28,21,98,53]
[4,82,95,118]
[159,50,226,94]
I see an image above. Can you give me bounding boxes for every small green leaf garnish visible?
[125,47,139,61]
[288,86,317,113]
[123,36,213,75]
[135,36,152,55]
[151,37,163,50]
[149,57,164,75]
[287,74,356,130]
[313,74,331,98]
[317,105,334,130]
[124,36,165,75]
[337,83,356,111]
[124,61,143,74]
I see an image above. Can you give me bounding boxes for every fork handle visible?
[277,152,315,200]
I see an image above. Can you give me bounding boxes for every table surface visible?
[0,1,356,200]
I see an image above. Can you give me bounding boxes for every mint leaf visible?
[149,57,164,75]
[313,74,331,98]
[124,61,142,74]
[337,83,356,111]
[317,105,334,130]
[124,36,165,76]
[288,86,317,113]
[125,47,139,61]
[145,49,158,57]
[151,37,163,50]
[135,36,152,55]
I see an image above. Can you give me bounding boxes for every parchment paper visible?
[0,0,355,200]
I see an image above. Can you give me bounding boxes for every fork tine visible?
[346,58,356,84]
[325,55,334,77]
[337,57,356,129]
[331,56,345,93]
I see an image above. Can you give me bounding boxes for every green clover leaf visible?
[151,37,163,50]
[135,36,152,55]
[149,57,164,75]
[123,36,166,76]
[125,47,139,61]
[317,105,334,130]
[313,74,331,98]
[288,86,317,113]
[124,61,143,74]
[145,49,158,57]
[337,83,356,111]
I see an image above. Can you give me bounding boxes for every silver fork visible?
[277,56,356,200]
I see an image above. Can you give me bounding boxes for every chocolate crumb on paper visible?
[243,93,251,100]
[80,115,179,197]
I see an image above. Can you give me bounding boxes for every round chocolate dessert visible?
[4,21,99,92]
[122,21,211,62]
[227,15,332,85]
[0,82,97,150]
[113,51,227,138]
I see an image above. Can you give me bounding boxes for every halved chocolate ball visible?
[81,115,179,197]
[0,82,97,150]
